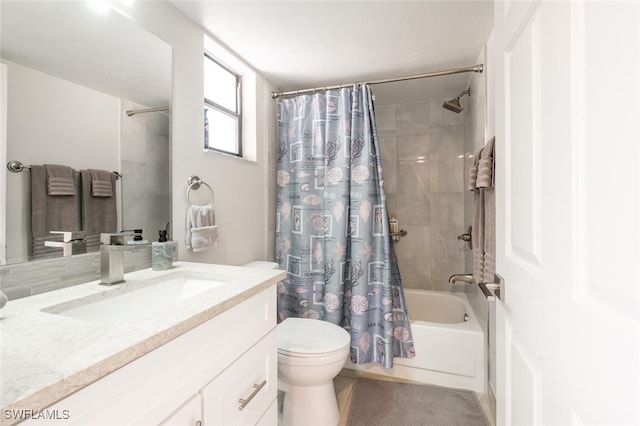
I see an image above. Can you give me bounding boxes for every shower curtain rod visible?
[125,107,170,117]
[270,64,483,98]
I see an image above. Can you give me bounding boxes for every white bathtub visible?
[345,289,486,393]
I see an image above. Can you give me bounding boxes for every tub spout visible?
[448,274,475,285]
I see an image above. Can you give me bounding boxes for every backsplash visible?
[0,245,176,300]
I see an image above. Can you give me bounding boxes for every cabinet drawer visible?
[201,330,277,426]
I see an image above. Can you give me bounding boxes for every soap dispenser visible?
[152,223,176,271]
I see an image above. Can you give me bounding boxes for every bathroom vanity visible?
[0,262,285,426]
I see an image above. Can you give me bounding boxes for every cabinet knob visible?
[238,380,267,411]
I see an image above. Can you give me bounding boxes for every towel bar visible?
[187,175,214,206]
[6,160,121,179]
[479,274,504,301]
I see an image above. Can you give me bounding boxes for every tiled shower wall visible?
[376,101,466,292]
[120,100,171,242]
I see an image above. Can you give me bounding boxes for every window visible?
[204,53,242,156]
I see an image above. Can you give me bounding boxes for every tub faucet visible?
[448,274,475,285]
[100,233,135,286]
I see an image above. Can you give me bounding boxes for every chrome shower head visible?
[443,88,471,113]
[443,98,464,113]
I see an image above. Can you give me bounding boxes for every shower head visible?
[443,88,471,113]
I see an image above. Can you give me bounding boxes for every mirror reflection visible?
[1,1,172,265]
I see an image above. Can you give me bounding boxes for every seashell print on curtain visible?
[275,85,415,368]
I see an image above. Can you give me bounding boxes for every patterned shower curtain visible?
[275,84,414,368]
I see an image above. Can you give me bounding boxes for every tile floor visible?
[333,369,496,426]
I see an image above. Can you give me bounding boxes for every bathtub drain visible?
[463,313,470,322]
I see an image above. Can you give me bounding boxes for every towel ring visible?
[187,175,214,206]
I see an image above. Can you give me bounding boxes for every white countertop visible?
[0,262,285,418]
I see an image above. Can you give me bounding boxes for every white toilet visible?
[278,317,350,426]
[243,261,351,426]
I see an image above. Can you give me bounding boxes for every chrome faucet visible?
[448,273,475,285]
[99,233,135,286]
[44,231,87,256]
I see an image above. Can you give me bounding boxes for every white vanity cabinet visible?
[22,286,277,426]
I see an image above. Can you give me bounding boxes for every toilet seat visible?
[277,318,350,358]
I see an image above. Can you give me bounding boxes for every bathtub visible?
[345,289,486,393]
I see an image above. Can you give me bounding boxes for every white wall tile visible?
[377,100,466,291]
[396,103,429,136]
[375,105,397,132]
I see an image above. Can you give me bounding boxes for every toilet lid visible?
[278,318,350,355]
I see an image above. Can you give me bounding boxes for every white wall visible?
[121,2,277,266]
[3,60,121,264]
[463,27,496,405]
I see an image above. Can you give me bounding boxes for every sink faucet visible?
[448,273,475,285]
[44,231,87,256]
[100,233,135,286]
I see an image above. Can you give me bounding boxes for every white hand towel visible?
[190,225,219,252]
[186,205,218,251]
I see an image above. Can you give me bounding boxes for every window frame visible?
[204,52,243,157]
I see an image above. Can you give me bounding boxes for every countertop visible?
[0,262,285,419]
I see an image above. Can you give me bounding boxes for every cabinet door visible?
[201,331,277,426]
[255,400,277,426]
[159,393,201,426]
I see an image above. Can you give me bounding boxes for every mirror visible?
[1,1,172,265]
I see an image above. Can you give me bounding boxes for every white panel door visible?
[494,1,640,425]
[1,63,6,265]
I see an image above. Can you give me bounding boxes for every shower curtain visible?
[275,84,414,368]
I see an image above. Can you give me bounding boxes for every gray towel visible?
[468,150,481,191]
[45,164,76,196]
[476,137,495,189]
[480,138,496,282]
[88,169,114,197]
[469,137,496,283]
[31,165,80,259]
[81,170,117,252]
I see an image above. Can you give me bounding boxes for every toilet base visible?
[280,381,340,426]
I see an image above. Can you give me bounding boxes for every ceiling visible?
[171,0,494,105]
[0,1,494,107]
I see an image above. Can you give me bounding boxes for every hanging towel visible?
[468,150,481,192]
[469,149,484,281]
[81,170,117,252]
[88,169,114,197]
[186,205,218,252]
[31,165,80,259]
[45,164,76,195]
[469,137,496,284]
[479,138,496,282]
[476,137,495,189]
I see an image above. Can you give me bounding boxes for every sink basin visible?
[48,274,227,324]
